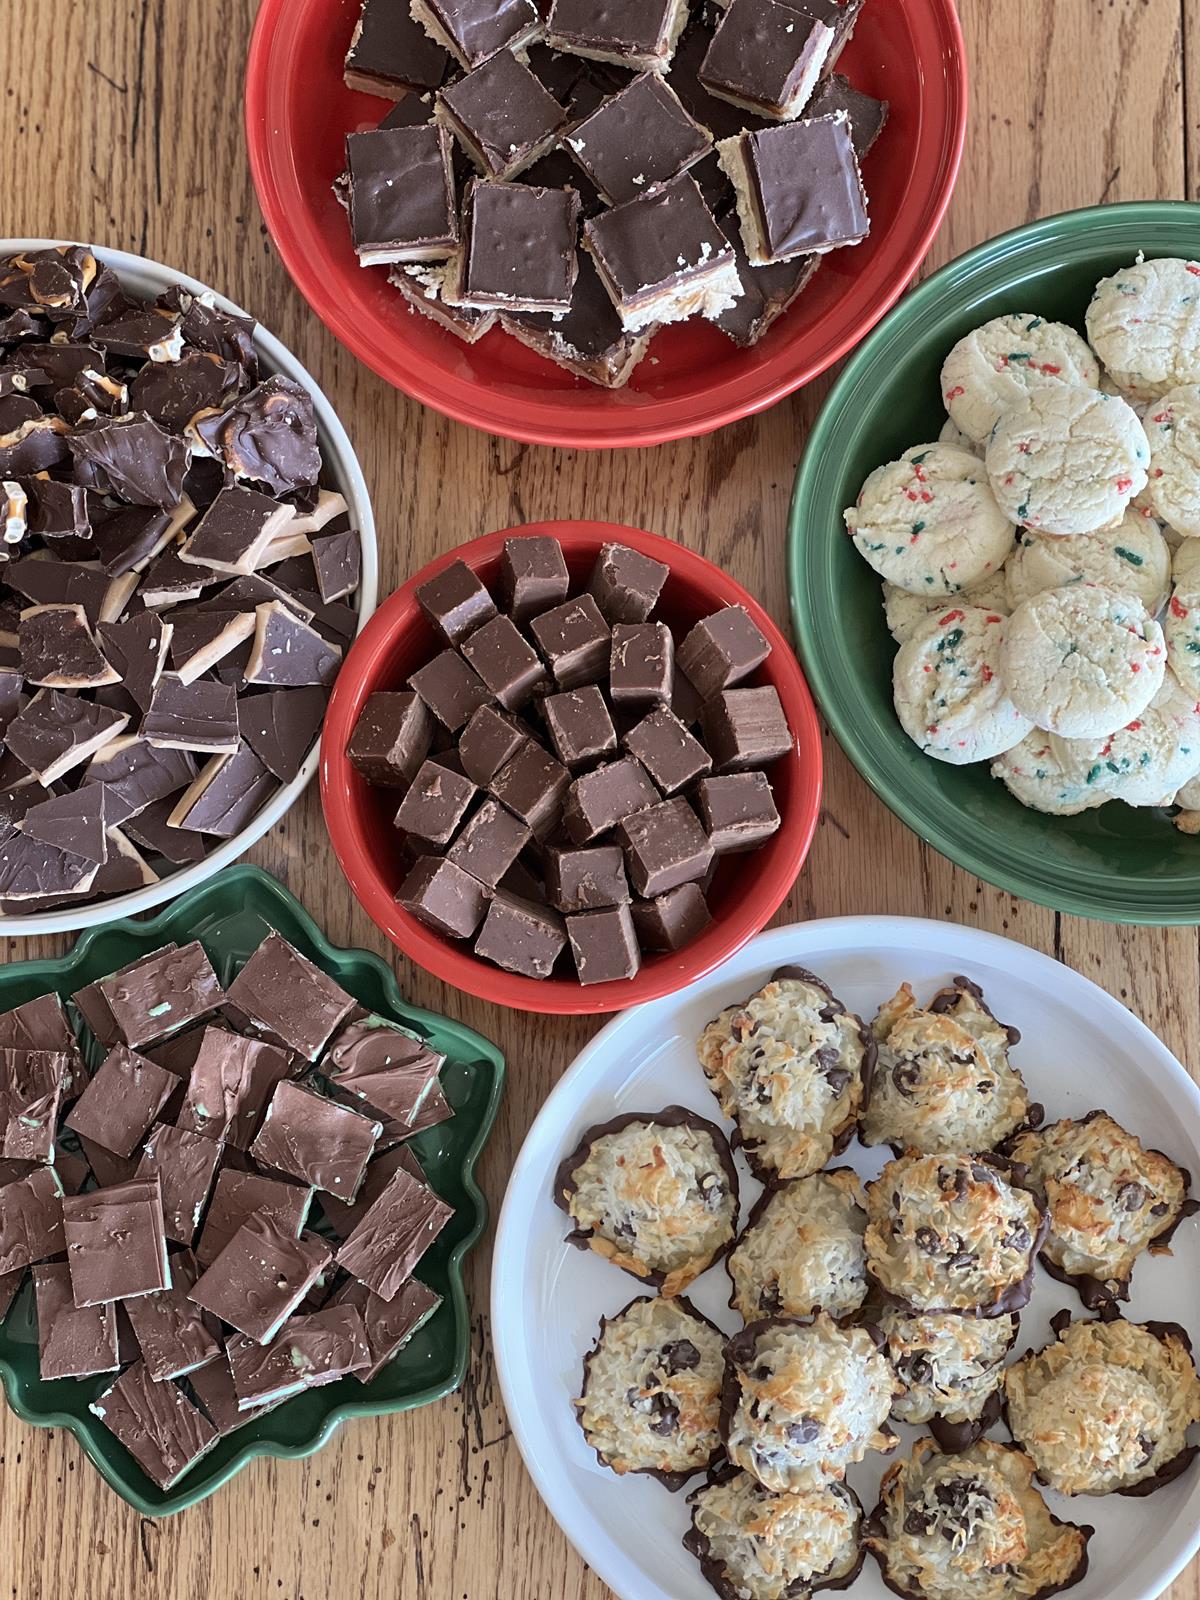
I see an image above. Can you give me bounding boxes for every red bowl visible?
[320,521,823,1014]
[245,0,966,449]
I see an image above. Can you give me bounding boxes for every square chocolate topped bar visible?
[410,0,542,70]
[545,0,689,73]
[718,113,869,263]
[700,0,859,120]
[344,0,451,96]
[564,71,711,206]
[808,71,890,161]
[436,49,567,180]
[500,251,652,389]
[454,180,580,313]
[345,124,459,265]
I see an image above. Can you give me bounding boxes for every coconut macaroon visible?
[861,977,1037,1155]
[720,1313,897,1493]
[1005,1313,1200,1497]
[878,1307,1019,1452]
[685,1467,865,1600]
[1004,1111,1196,1308]
[864,1153,1048,1317]
[554,1107,739,1296]
[576,1295,725,1489]
[865,1437,1093,1600]
[727,1169,868,1323]
[696,967,873,1183]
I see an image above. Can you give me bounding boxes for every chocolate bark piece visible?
[178,486,293,575]
[0,830,99,900]
[618,794,714,896]
[497,534,570,624]
[333,1275,442,1382]
[142,1024,208,1078]
[610,620,674,705]
[719,114,868,264]
[0,993,83,1093]
[474,889,565,977]
[83,735,196,820]
[545,0,687,70]
[168,609,258,684]
[128,349,242,431]
[630,880,711,950]
[387,261,499,343]
[228,1303,372,1407]
[87,826,158,897]
[542,684,618,769]
[250,1081,380,1199]
[89,1360,219,1488]
[409,647,493,730]
[176,1025,291,1149]
[395,758,477,846]
[6,557,114,627]
[335,1162,453,1301]
[90,503,177,576]
[677,604,770,698]
[91,304,183,361]
[808,72,889,161]
[121,1249,220,1379]
[240,685,327,782]
[25,478,94,546]
[325,1030,445,1131]
[446,796,530,888]
[566,71,711,205]
[460,613,547,709]
[95,939,223,1049]
[563,755,659,842]
[21,784,115,864]
[319,1143,427,1238]
[195,1168,312,1269]
[587,541,669,624]
[566,901,640,984]
[6,689,130,783]
[696,769,779,851]
[139,549,224,610]
[33,1259,121,1379]
[0,246,97,315]
[68,413,189,509]
[700,0,840,119]
[65,1045,177,1157]
[189,1355,282,1434]
[437,49,566,179]
[622,705,712,794]
[0,1265,23,1318]
[545,842,629,912]
[63,1177,171,1304]
[411,0,541,70]
[134,1126,224,1244]
[74,1137,133,1189]
[0,414,70,476]
[72,948,176,1048]
[143,675,240,753]
[344,0,451,95]
[398,854,490,938]
[347,690,434,787]
[488,739,570,838]
[311,530,360,604]
[701,684,792,768]
[194,375,320,497]
[402,1077,453,1137]
[455,180,580,313]
[245,600,342,687]
[0,1165,64,1272]
[17,603,117,689]
[415,558,497,645]
[458,702,527,786]
[226,930,357,1060]
[164,285,258,378]
[164,745,277,836]
[530,593,610,688]
[96,613,173,710]
[345,124,460,265]
[189,1214,332,1343]
[0,1048,68,1161]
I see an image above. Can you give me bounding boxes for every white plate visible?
[492,916,1200,1600]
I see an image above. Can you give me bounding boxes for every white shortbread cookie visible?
[1087,256,1200,403]
[1165,583,1200,696]
[937,415,984,456]
[893,606,1032,764]
[1049,671,1200,806]
[846,443,1015,597]
[940,313,1100,444]
[882,570,1010,644]
[1004,515,1170,614]
[991,732,1112,815]
[1143,384,1200,537]
[986,386,1150,537]
[1000,584,1165,738]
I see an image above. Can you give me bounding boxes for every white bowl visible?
[0,239,378,936]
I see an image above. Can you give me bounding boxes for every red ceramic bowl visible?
[321,521,822,1014]
[245,0,966,449]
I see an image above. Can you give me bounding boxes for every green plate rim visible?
[0,863,506,1515]
[788,198,1200,925]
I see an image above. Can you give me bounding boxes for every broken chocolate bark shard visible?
[33,1259,121,1380]
[347,690,434,787]
[167,608,257,683]
[6,689,130,783]
[245,600,342,687]
[83,735,196,820]
[165,745,277,837]
[228,1303,372,1407]
[345,0,451,94]
[345,124,461,266]
[0,1047,68,1162]
[240,685,326,782]
[310,530,360,603]
[333,1274,442,1383]
[0,1164,64,1272]
[0,829,98,901]
[21,783,114,864]
[143,675,240,753]
[565,71,711,205]
[188,1213,332,1344]
[128,348,241,432]
[398,854,491,938]
[120,1249,220,1378]
[134,1126,224,1245]
[90,1360,219,1489]
[178,486,293,575]
[63,1176,171,1304]
[6,557,113,627]
[194,376,320,497]
[175,1025,291,1149]
[195,1167,312,1269]
[335,1162,454,1302]
[474,889,565,977]
[69,412,189,509]
[226,930,357,1060]
[250,1080,380,1198]
[19,602,119,690]
[96,939,223,1049]
[123,796,207,864]
[455,179,580,313]
[718,114,869,263]
[437,49,566,179]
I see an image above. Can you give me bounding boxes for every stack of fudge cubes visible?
[347,535,793,984]
[0,926,454,1491]
[337,0,889,385]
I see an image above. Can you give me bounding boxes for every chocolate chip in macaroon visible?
[915,1226,941,1254]
[1118,1182,1148,1211]
[660,1339,700,1373]
[786,1416,820,1444]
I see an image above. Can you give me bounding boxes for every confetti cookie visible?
[1086,256,1200,404]
[878,1308,1018,1452]
[938,415,984,456]
[845,443,1015,597]
[1005,1312,1200,1497]
[1048,670,1200,807]
[985,386,1150,537]
[882,570,1009,645]
[892,605,1033,765]
[1004,515,1171,615]
[940,312,1100,445]
[726,1168,867,1323]
[1142,384,1200,537]
[991,732,1112,815]
[999,584,1165,739]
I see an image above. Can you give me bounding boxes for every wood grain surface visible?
[0,0,1196,1596]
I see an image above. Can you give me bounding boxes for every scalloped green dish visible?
[0,865,505,1515]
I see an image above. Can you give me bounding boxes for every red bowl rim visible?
[320,521,823,1014]
[244,0,968,449]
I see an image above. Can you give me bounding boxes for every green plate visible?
[789,200,1200,925]
[0,865,505,1515]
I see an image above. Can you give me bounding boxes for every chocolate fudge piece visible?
[542,683,617,768]
[228,1304,372,1406]
[121,1250,220,1379]
[446,797,530,887]
[196,1168,312,1269]
[808,72,890,161]
[89,1361,219,1489]
[134,1125,224,1244]
[226,931,356,1060]
[245,601,342,687]
[566,902,640,984]
[618,795,714,896]
[0,1165,64,1273]
[623,705,711,794]
[409,647,493,730]
[96,940,223,1049]
[609,621,674,705]
[251,1080,380,1199]
[241,685,328,783]
[718,115,868,264]
[458,702,528,785]
[178,487,292,575]
[189,1214,332,1343]
[415,558,497,645]
[631,881,712,950]
[437,49,567,179]
[5,689,129,783]
[588,541,670,624]
[497,535,569,624]
[395,758,477,846]
[143,676,241,754]
[65,1045,178,1157]
[545,0,687,71]
[487,740,570,838]
[700,0,850,120]
[697,770,780,850]
[344,0,450,95]
[19,603,119,690]
[175,1026,291,1149]
[398,854,490,937]
[410,0,541,69]
[63,1178,171,1304]
[335,1162,453,1302]
[165,745,278,838]
[701,684,792,769]
[474,890,566,977]
[583,172,740,331]
[345,124,460,264]
[33,1260,121,1380]
[347,690,434,787]
[334,1275,442,1382]
[676,604,770,698]
[566,71,711,205]
[563,755,658,843]
[501,247,653,389]
[545,843,628,912]
[530,593,610,688]
[455,180,580,313]
[460,614,547,709]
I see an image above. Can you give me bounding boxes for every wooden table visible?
[0,0,1196,1594]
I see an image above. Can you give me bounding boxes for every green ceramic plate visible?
[789,200,1200,924]
[0,865,505,1515]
